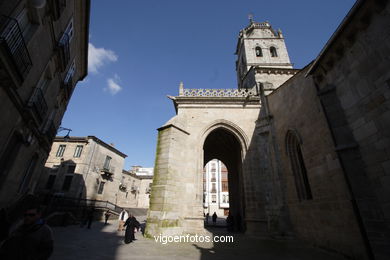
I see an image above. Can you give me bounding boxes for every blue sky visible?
[62,0,356,169]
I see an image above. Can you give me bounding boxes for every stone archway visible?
[144,87,263,237]
[202,126,246,231]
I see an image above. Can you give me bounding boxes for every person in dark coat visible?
[212,212,217,226]
[123,214,140,244]
[0,205,53,260]
[86,208,94,229]
[104,210,111,225]
[226,213,234,232]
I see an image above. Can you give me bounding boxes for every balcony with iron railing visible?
[101,164,115,180]
[27,88,48,122]
[50,0,67,21]
[57,33,70,72]
[0,15,32,83]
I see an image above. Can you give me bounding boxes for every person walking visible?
[86,208,94,229]
[0,205,53,260]
[123,214,140,244]
[118,209,128,231]
[104,210,111,225]
[205,212,209,225]
[212,212,217,226]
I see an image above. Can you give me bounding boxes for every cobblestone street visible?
[51,218,346,260]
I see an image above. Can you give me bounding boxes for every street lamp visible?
[57,127,72,141]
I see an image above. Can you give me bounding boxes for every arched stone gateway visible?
[145,87,263,236]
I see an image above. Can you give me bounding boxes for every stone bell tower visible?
[235,19,297,94]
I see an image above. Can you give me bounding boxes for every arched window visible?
[255,46,262,57]
[286,130,312,201]
[270,46,278,57]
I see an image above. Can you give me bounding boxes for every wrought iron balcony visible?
[27,88,48,121]
[50,0,67,21]
[0,15,32,82]
[57,33,70,72]
[101,165,115,175]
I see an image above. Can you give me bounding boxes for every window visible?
[270,47,278,57]
[73,145,83,157]
[18,154,38,193]
[211,172,216,182]
[64,60,75,85]
[255,46,262,57]
[67,165,76,173]
[211,195,216,203]
[56,145,66,157]
[286,130,312,201]
[45,175,56,189]
[0,133,23,183]
[97,181,105,194]
[62,175,73,191]
[211,183,216,193]
[222,182,228,192]
[103,156,112,170]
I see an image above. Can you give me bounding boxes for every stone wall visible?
[267,68,367,257]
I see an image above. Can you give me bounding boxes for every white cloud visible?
[88,43,118,74]
[106,75,122,95]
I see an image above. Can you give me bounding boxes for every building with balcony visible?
[203,159,229,216]
[37,136,127,204]
[117,166,153,209]
[0,0,90,207]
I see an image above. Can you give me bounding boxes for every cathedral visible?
[145,0,390,259]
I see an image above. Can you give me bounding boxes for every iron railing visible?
[57,33,70,71]
[28,88,48,121]
[39,194,124,220]
[101,164,116,174]
[0,15,32,81]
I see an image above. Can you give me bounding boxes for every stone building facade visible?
[203,159,229,217]
[37,136,126,205]
[0,0,90,208]
[146,0,390,259]
[117,166,153,209]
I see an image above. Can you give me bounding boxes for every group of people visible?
[205,211,241,232]
[117,209,140,244]
[0,205,141,260]
[205,212,218,225]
